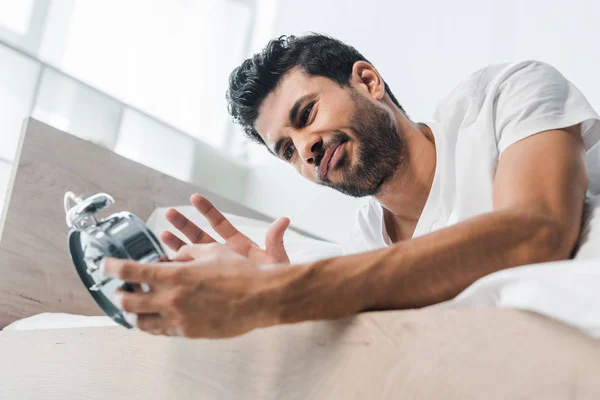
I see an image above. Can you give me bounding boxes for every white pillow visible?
[3,313,117,331]
[146,206,343,264]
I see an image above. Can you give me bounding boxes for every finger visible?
[165,208,216,244]
[136,313,169,334]
[103,258,184,284]
[190,195,241,241]
[265,217,291,262]
[173,244,207,262]
[112,288,164,314]
[160,230,188,252]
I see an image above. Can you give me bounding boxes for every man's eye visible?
[283,143,295,161]
[300,103,314,127]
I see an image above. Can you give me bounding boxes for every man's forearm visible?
[265,210,569,325]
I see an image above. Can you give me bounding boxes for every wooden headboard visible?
[0,118,276,328]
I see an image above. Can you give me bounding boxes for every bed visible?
[1,118,599,399]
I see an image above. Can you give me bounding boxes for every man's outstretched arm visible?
[267,125,588,324]
[103,126,589,338]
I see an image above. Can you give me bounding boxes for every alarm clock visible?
[64,191,166,328]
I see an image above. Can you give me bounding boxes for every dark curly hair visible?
[226,34,405,145]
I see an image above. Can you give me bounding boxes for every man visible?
[104,34,600,338]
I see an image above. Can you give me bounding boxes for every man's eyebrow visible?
[272,137,286,157]
[289,94,312,126]
[267,94,314,156]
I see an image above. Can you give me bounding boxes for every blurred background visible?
[1,0,599,243]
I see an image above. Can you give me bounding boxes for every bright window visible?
[32,69,124,149]
[0,43,40,161]
[0,0,35,35]
[115,109,196,182]
[58,0,252,149]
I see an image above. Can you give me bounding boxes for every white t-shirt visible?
[344,60,600,255]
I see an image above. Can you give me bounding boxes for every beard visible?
[319,90,404,197]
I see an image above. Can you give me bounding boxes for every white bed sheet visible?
[434,195,600,337]
[432,260,600,338]
[4,313,117,330]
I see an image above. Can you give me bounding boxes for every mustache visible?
[314,132,350,169]
[314,132,350,181]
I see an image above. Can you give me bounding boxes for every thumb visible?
[172,244,205,262]
[265,217,291,262]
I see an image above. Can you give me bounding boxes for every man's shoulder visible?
[433,60,560,119]
[432,64,496,118]
[437,62,511,103]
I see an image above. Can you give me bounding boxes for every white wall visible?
[270,0,600,120]
[244,0,600,243]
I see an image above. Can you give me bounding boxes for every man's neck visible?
[375,120,436,242]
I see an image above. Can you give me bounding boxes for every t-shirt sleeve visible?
[493,61,599,155]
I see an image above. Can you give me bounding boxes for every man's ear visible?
[351,61,385,100]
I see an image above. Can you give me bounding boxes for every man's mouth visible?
[319,142,345,180]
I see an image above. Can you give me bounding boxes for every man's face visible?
[255,68,404,197]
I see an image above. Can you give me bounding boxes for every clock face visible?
[67,213,166,329]
[68,229,133,328]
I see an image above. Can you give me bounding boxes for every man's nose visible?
[297,135,322,165]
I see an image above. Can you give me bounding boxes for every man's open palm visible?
[159,194,291,265]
